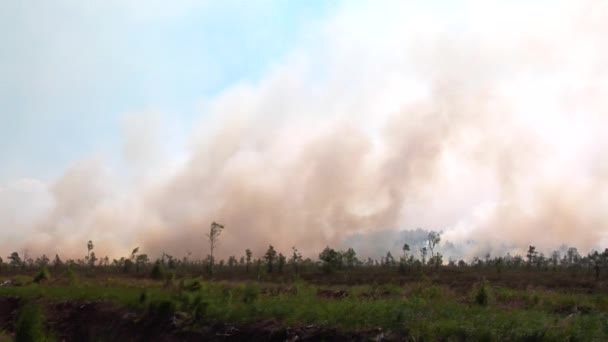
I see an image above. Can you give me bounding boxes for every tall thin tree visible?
[87,240,94,261]
[206,221,224,273]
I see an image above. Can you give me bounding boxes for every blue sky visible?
[0,1,335,182]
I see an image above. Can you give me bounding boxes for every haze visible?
[1,0,607,261]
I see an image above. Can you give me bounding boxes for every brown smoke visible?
[2,1,608,261]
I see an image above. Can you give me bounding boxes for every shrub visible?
[66,267,78,286]
[13,276,33,286]
[33,267,50,284]
[192,295,208,322]
[475,280,491,306]
[185,279,202,292]
[242,283,259,304]
[15,303,47,342]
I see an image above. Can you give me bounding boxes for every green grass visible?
[0,277,607,340]
[15,303,52,342]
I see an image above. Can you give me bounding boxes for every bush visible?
[475,280,491,306]
[242,283,260,304]
[15,303,47,342]
[33,267,50,284]
[66,267,78,286]
[191,295,208,322]
[185,280,202,292]
[13,276,33,286]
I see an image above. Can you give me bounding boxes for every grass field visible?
[1,267,607,341]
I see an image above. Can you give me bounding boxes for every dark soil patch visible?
[553,304,595,315]
[200,321,399,341]
[261,286,298,296]
[0,297,19,333]
[0,296,402,341]
[360,290,400,300]
[316,289,349,299]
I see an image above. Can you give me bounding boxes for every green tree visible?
[290,247,302,275]
[400,243,413,273]
[88,252,97,267]
[420,247,428,266]
[264,245,277,273]
[526,245,538,266]
[277,253,286,273]
[8,252,21,268]
[53,254,63,269]
[228,255,237,267]
[319,247,342,273]
[245,248,253,273]
[428,253,443,269]
[343,248,357,267]
[385,251,395,266]
[35,255,49,267]
[566,247,580,266]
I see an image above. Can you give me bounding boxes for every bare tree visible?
[427,231,442,257]
[207,221,225,261]
[403,243,410,257]
[87,240,94,262]
[131,247,139,260]
[205,221,224,274]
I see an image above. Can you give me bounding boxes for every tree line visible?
[2,223,608,280]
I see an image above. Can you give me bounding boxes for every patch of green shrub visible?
[475,280,491,306]
[66,267,78,286]
[14,276,33,286]
[192,295,209,322]
[33,267,50,284]
[15,303,48,342]
[242,283,259,304]
[184,278,203,292]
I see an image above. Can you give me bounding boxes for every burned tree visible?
[206,221,225,274]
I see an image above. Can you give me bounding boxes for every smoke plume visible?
[2,1,608,261]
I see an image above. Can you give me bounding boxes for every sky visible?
[1,1,607,261]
